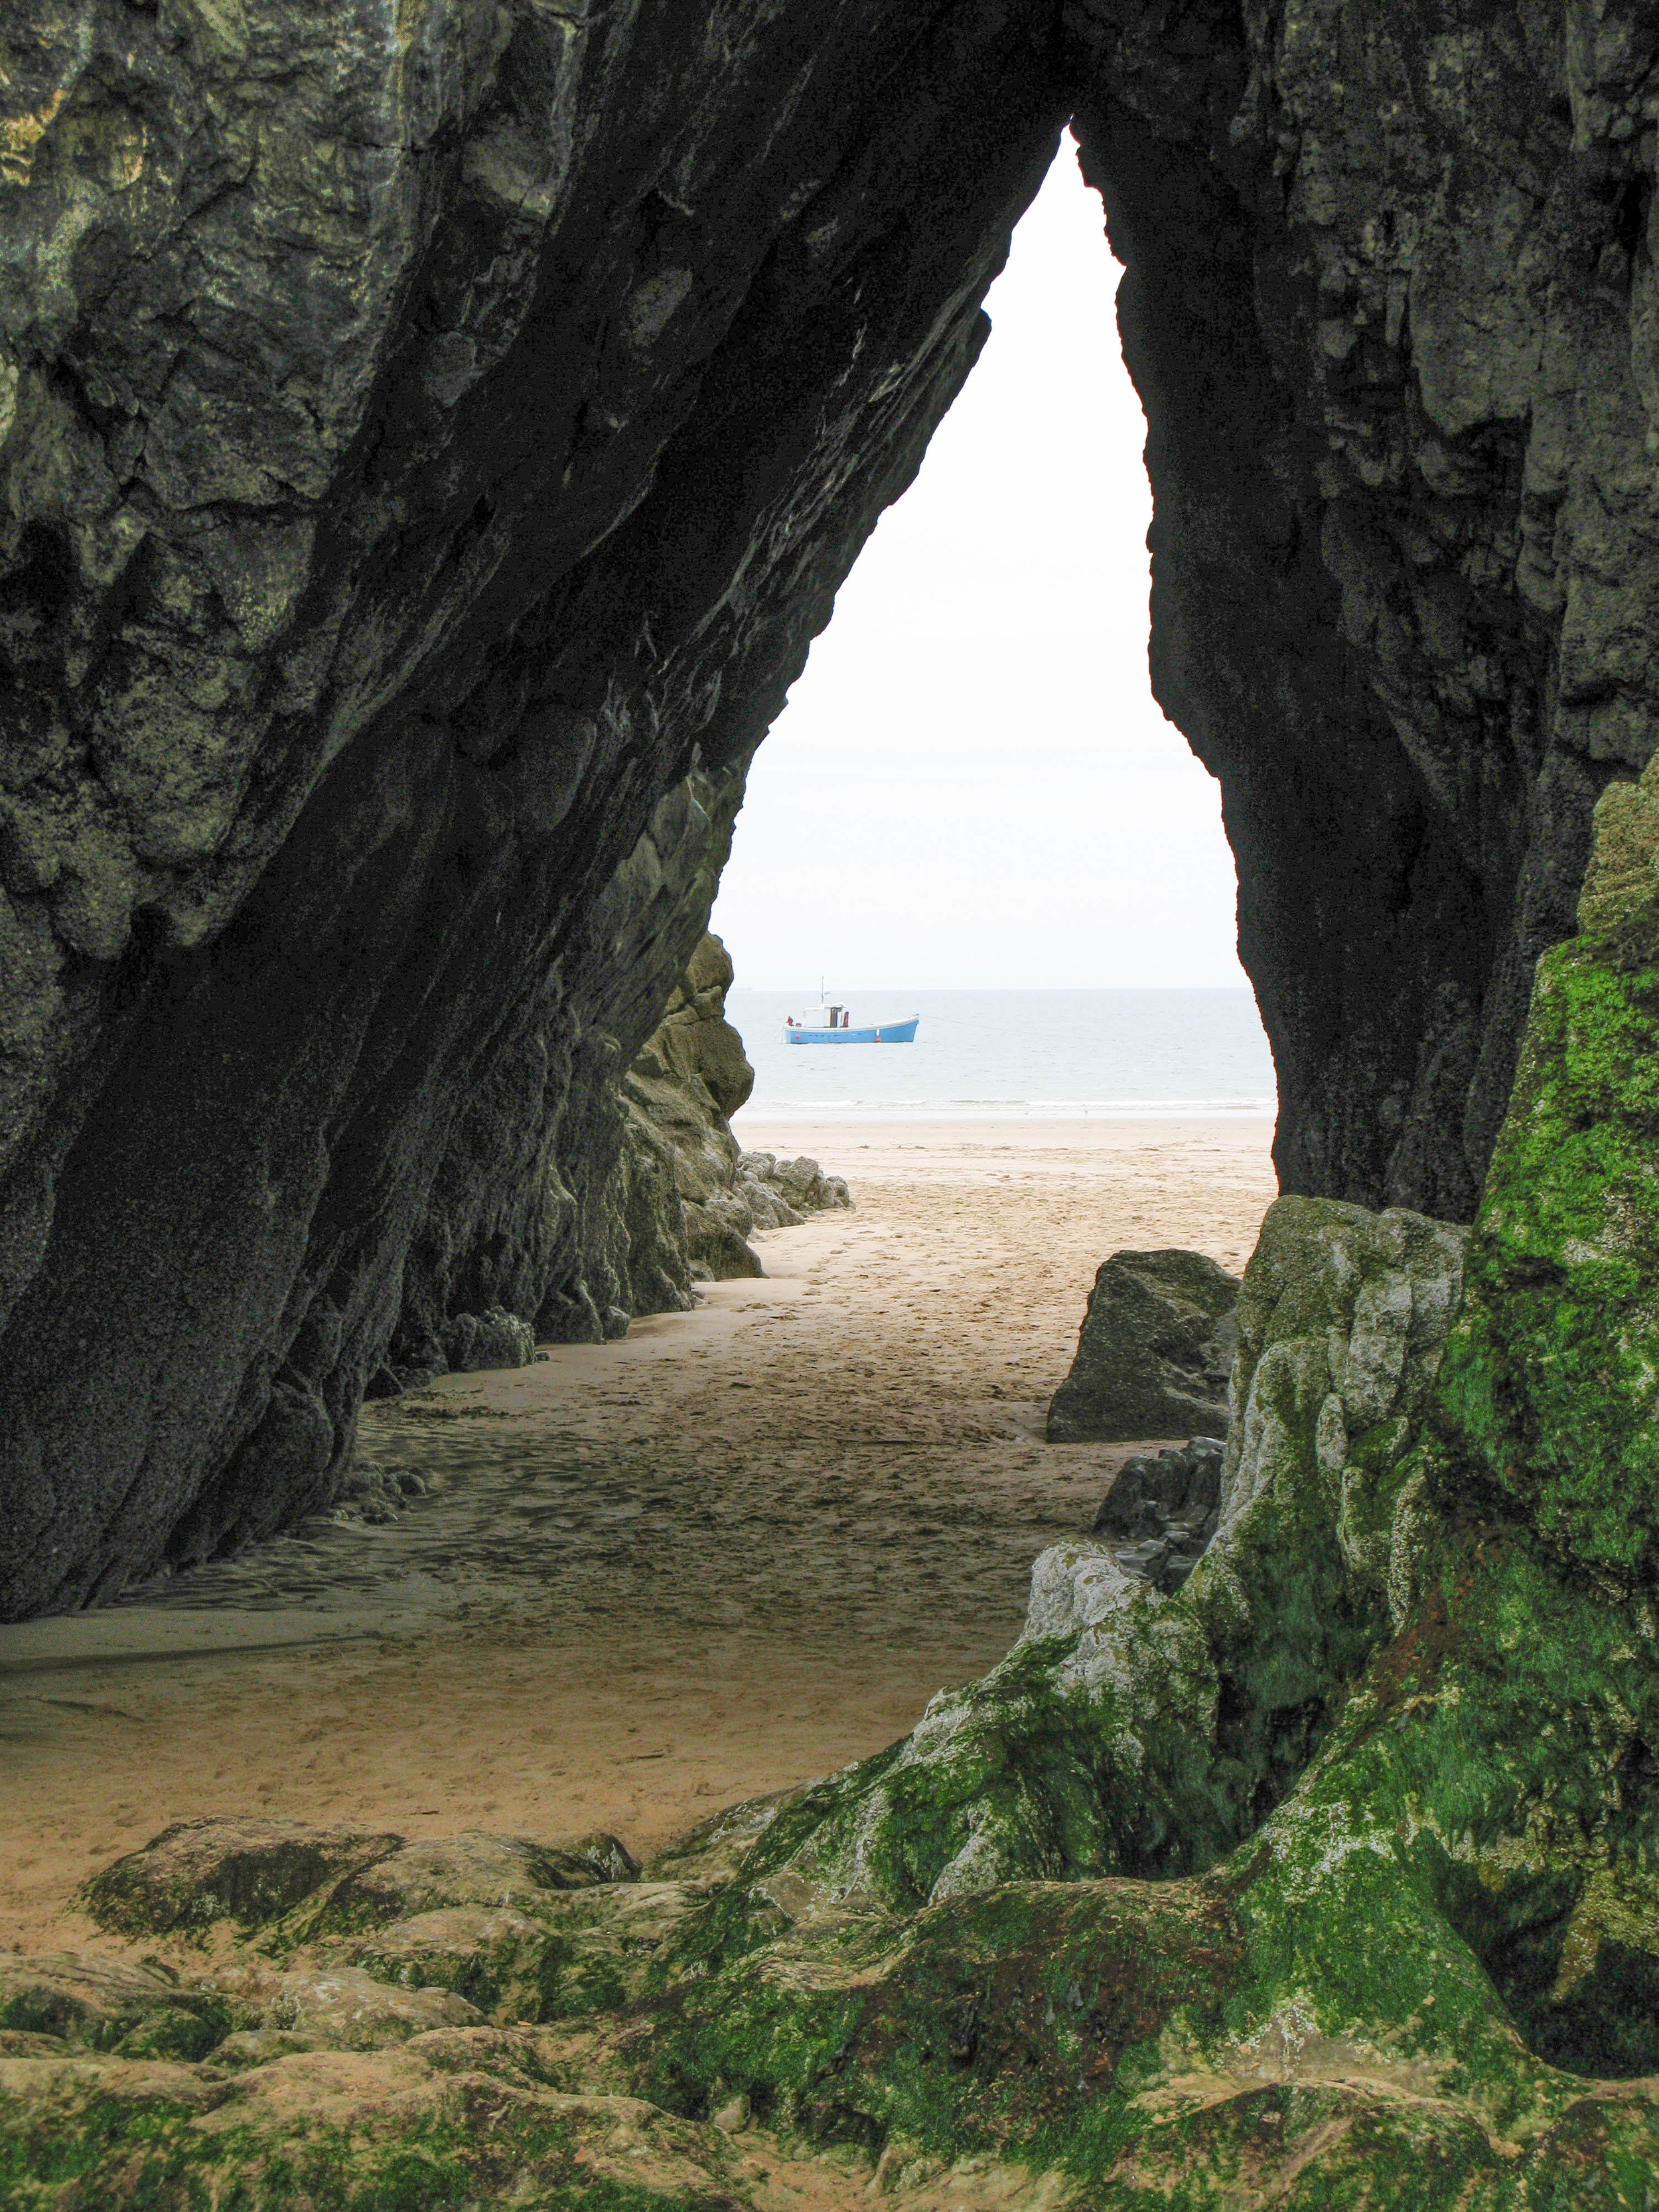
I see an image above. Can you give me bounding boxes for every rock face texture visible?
[0,0,1064,1615]
[1088,1434,1225,1590]
[3,0,1659,1615]
[376,931,848,1392]
[384,921,756,1388]
[1046,1247,1240,1442]
[621,931,766,1291]
[1439,739,1659,1584]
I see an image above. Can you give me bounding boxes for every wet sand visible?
[0,1116,1275,1954]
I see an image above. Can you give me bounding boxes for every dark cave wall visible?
[1,0,1657,1615]
[1070,0,1658,1217]
[386,767,748,1378]
[0,0,1067,1617]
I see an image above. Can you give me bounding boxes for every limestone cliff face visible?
[2,1,1657,1613]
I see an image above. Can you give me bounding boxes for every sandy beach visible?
[0,1117,1275,1956]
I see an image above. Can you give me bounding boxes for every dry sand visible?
[0,1116,1275,1953]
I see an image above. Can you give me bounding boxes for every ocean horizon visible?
[726,987,1277,1123]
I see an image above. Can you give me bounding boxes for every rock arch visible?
[0,0,1653,1615]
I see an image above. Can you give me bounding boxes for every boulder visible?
[321,1881,698,2022]
[82,1820,638,1952]
[1046,1250,1240,1443]
[0,2034,756,2205]
[437,1307,537,1374]
[300,1831,640,1937]
[196,1962,481,2049]
[737,1151,851,1221]
[82,1819,406,1941]
[0,1953,222,2056]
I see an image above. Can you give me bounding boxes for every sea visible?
[726,989,1277,1123]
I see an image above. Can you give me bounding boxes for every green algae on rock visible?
[1438,748,1659,1582]
[670,1197,1468,1924]
[0,2040,760,2212]
[80,1819,408,1944]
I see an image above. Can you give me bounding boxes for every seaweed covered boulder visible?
[1437,749,1659,1585]
[708,1195,1467,1915]
[83,1822,638,1951]
[1046,1248,1240,1443]
[0,2035,770,2209]
[81,1820,407,1943]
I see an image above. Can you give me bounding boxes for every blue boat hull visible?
[785,1016,919,1045]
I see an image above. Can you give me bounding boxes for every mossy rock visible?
[685,1195,1468,1927]
[285,1830,640,1946]
[82,1820,640,1958]
[0,1954,244,2060]
[0,2038,753,2211]
[323,1883,697,2023]
[1437,755,1659,1581]
[80,1819,406,1942]
[616,1520,1659,2202]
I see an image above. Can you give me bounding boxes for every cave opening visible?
[713,131,1252,1018]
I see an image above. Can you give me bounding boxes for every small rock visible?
[737,1149,851,1218]
[439,1307,537,1373]
[1092,1438,1225,1593]
[710,2093,749,2132]
[330,1460,426,1526]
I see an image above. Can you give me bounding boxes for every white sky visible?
[709,134,1248,992]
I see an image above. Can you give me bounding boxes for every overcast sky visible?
[709,135,1247,994]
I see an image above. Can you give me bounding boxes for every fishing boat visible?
[783,998,920,1045]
